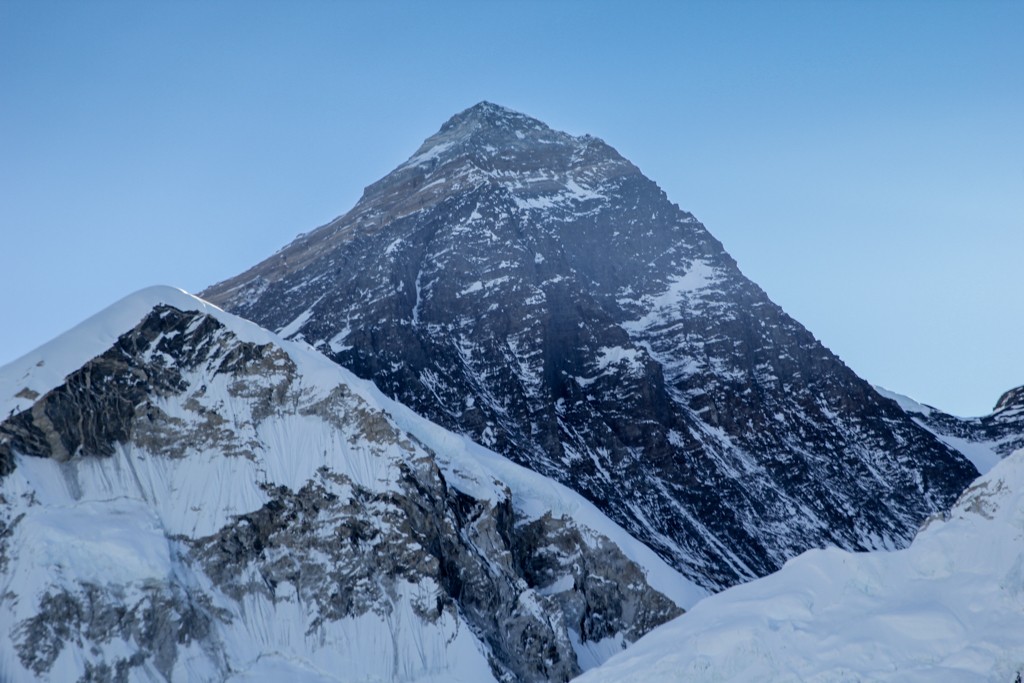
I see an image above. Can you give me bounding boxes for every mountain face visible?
[203,101,978,591]
[575,447,1024,683]
[878,384,1024,475]
[0,287,700,683]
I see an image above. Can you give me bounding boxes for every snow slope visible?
[575,449,1024,683]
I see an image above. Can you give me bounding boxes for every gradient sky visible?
[1,1,1021,416]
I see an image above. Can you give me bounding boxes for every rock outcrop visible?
[0,288,692,683]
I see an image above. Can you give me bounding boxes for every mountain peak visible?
[439,101,551,136]
[326,102,637,225]
[995,385,1024,413]
[401,101,573,170]
[203,105,978,592]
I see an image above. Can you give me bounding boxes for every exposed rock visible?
[204,101,977,590]
[12,581,229,682]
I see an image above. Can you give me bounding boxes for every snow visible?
[622,260,719,333]
[931,431,1003,475]
[327,324,353,353]
[277,295,324,339]
[511,180,606,212]
[595,345,642,371]
[225,656,341,683]
[0,286,222,417]
[536,574,575,596]
[569,631,625,673]
[563,178,604,202]
[400,140,456,170]
[514,195,558,210]
[576,449,1024,683]
[217,582,495,683]
[11,498,173,587]
[0,285,708,682]
[459,276,511,297]
[875,385,936,417]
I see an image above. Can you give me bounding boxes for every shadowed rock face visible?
[204,101,978,591]
[0,303,681,683]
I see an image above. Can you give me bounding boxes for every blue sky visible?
[1,1,1021,416]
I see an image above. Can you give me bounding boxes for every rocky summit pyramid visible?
[204,102,978,591]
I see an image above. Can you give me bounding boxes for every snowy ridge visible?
[0,285,703,606]
[0,286,221,418]
[876,384,1024,474]
[0,286,700,682]
[577,448,1024,683]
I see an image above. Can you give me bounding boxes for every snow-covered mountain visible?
[204,101,977,591]
[0,286,703,683]
[877,384,1024,474]
[575,447,1024,683]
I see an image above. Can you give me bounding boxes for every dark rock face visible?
[0,302,681,682]
[204,101,978,590]
[995,386,1024,413]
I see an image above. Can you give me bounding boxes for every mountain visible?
[204,101,977,591]
[0,286,703,683]
[877,384,1024,474]
[574,447,1024,683]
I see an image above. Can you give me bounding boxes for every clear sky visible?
[1,1,1021,416]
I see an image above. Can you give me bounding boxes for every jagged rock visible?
[0,288,694,682]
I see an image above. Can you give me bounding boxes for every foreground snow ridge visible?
[576,449,1024,683]
[0,285,704,683]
